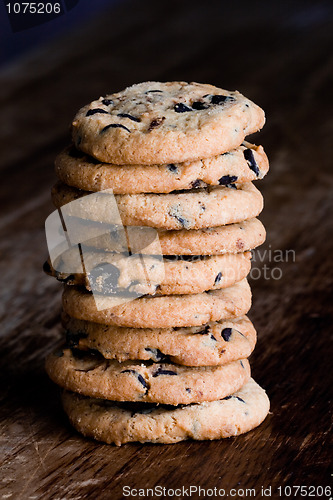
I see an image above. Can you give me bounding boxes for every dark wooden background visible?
[0,0,332,498]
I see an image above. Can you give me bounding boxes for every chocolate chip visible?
[148,117,165,131]
[214,272,222,285]
[194,325,210,335]
[210,334,217,341]
[101,124,131,133]
[101,99,113,106]
[144,348,167,362]
[88,263,120,295]
[137,374,148,389]
[168,207,190,228]
[221,328,232,341]
[219,175,238,185]
[191,179,203,188]
[168,164,178,174]
[117,113,141,122]
[86,108,109,117]
[121,369,148,389]
[174,103,192,113]
[223,395,245,403]
[153,367,177,377]
[211,95,235,105]
[244,149,260,176]
[191,101,209,110]
[66,330,88,347]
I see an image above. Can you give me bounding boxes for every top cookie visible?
[72,81,265,165]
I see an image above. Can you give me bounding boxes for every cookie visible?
[61,378,269,445]
[51,181,263,230]
[62,278,251,328]
[71,81,265,165]
[55,142,269,194]
[44,249,252,295]
[45,347,250,404]
[63,217,266,255]
[63,314,256,366]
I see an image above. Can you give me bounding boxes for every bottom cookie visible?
[61,378,269,445]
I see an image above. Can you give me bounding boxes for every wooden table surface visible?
[0,1,332,498]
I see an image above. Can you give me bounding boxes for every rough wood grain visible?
[0,0,332,498]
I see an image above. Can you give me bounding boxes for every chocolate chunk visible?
[88,262,120,295]
[223,395,245,403]
[101,124,131,133]
[86,108,109,117]
[175,215,188,227]
[117,113,141,122]
[219,175,238,185]
[174,103,192,113]
[153,367,177,377]
[214,272,222,285]
[144,348,166,362]
[168,207,190,228]
[191,101,209,110]
[221,328,232,341]
[244,149,260,176]
[148,117,165,131]
[211,95,235,105]
[66,330,88,347]
[194,325,210,335]
[121,369,148,389]
[101,99,113,106]
[191,179,203,188]
[168,164,178,174]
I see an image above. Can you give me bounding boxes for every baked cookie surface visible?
[62,278,252,328]
[63,314,256,366]
[52,181,263,230]
[71,81,265,165]
[45,347,250,404]
[55,141,269,194]
[61,378,269,445]
[62,217,265,255]
[45,250,252,295]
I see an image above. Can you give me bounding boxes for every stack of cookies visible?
[44,81,270,445]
